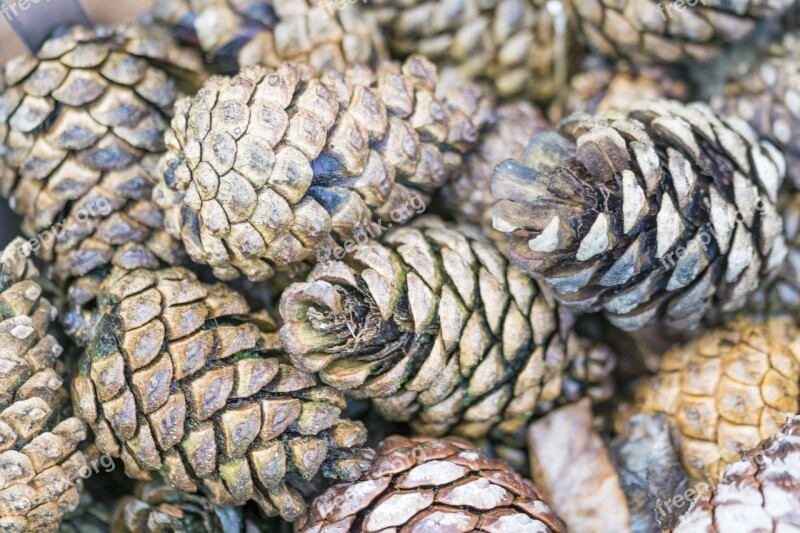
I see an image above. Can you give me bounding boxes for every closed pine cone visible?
[491,100,788,331]
[297,435,566,532]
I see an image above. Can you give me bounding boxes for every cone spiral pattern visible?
[674,415,800,532]
[0,239,90,532]
[156,57,491,282]
[297,435,566,532]
[637,315,800,482]
[71,265,373,522]
[491,100,788,331]
[279,216,616,439]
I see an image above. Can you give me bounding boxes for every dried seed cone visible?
[491,100,788,331]
[156,57,492,282]
[0,239,91,532]
[297,435,566,532]
[70,265,373,522]
[636,315,800,483]
[673,414,800,533]
[154,0,387,74]
[564,0,795,65]
[279,216,616,439]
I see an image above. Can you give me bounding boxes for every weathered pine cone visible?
[491,100,788,331]
[155,57,492,282]
[636,315,799,483]
[70,265,374,522]
[564,0,796,65]
[297,435,566,532]
[673,414,800,532]
[0,24,205,341]
[0,239,91,532]
[153,0,387,74]
[366,0,573,101]
[279,216,616,439]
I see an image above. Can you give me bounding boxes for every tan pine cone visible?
[297,435,566,532]
[70,264,374,522]
[674,414,800,532]
[153,0,388,74]
[635,315,799,483]
[0,24,206,342]
[279,216,616,439]
[155,57,493,282]
[491,100,788,331]
[564,0,795,65]
[0,239,91,532]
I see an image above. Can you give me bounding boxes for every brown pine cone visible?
[491,100,788,331]
[564,0,795,65]
[70,265,374,522]
[279,216,616,439]
[297,435,566,532]
[673,414,800,532]
[153,0,387,75]
[0,239,91,532]
[155,57,493,282]
[0,24,206,342]
[367,0,574,101]
[635,315,799,483]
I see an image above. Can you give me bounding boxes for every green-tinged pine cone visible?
[0,24,206,342]
[0,239,91,532]
[112,479,243,533]
[279,216,616,439]
[564,0,795,65]
[297,435,566,532]
[491,100,788,331]
[674,414,800,532]
[153,0,388,74]
[635,315,799,482]
[155,57,493,282]
[715,32,800,189]
[70,265,374,522]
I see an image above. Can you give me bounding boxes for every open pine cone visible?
[0,239,91,532]
[279,216,615,439]
[491,100,788,331]
[153,0,387,74]
[297,435,566,532]
[70,265,373,522]
[155,57,492,282]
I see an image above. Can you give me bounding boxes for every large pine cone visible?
[636,315,799,483]
[0,239,91,532]
[0,24,205,342]
[153,0,387,74]
[564,0,795,65]
[491,100,788,331]
[155,57,492,282]
[70,265,373,522]
[297,435,566,532]
[279,216,615,439]
[674,414,800,532]
[367,0,573,101]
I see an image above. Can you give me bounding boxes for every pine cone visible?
[674,414,800,532]
[153,0,387,74]
[70,265,374,522]
[635,315,799,483]
[491,100,788,331]
[279,216,616,439]
[367,0,573,101]
[0,24,205,342]
[564,0,795,65]
[155,57,492,282]
[0,239,91,531]
[297,435,566,532]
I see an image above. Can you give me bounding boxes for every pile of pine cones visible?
[0,0,799,531]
